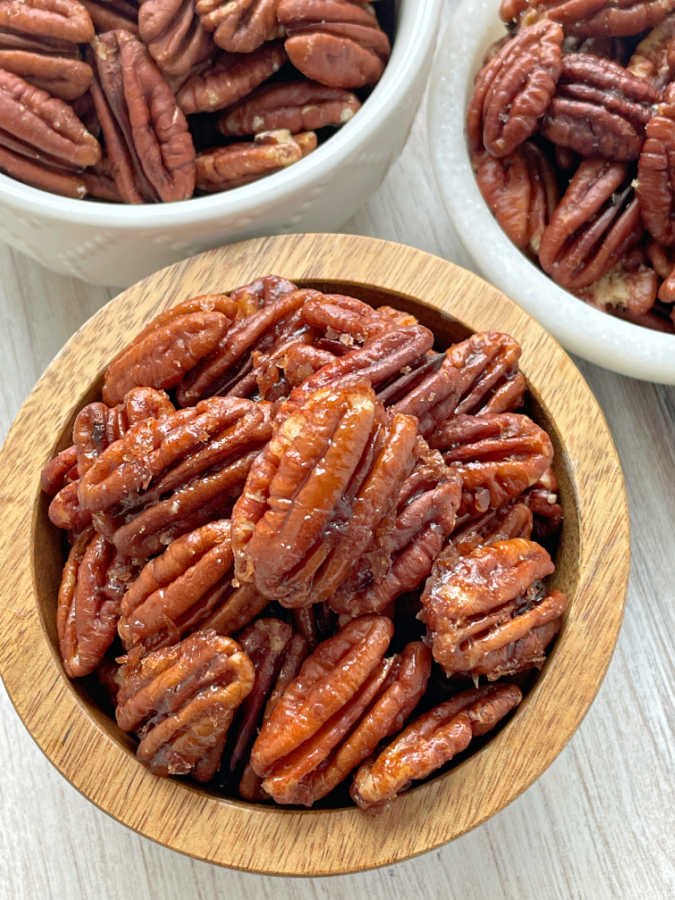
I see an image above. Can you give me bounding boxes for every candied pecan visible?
[420,538,566,680]
[447,501,534,565]
[195,129,305,193]
[261,641,431,806]
[0,141,87,196]
[467,20,563,158]
[0,0,95,44]
[176,42,286,114]
[57,527,138,678]
[540,54,658,161]
[0,69,100,169]
[638,87,675,245]
[196,0,278,53]
[0,49,92,101]
[350,684,523,810]
[249,615,393,777]
[219,80,360,136]
[277,0,390,89]
[430,413,554,518]
[96,654,123,707]
[138,0,212,81]
[229,274,298,318]
[539,160,642,289]
[81,0,139,35]
[475,142,559,253]
[301,291,418,345]
[232,384,418,608]
[48,479,92,531]
[291,602,336,651]
[522,468,563,540]
[329,440,461,617]
[116,630,254,780]
[41,444,78,495]
[391,332,525,439]
[627,12,675,86]
[88,30,195,203]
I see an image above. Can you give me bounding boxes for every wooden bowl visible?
[0,234,629,876]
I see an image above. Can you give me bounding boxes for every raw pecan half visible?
[196,129,308,193]
[429,413,554,519]
[219,79,360,136]
[88,29,195,203]
[467,20,563,158]
[0,142,87,195]
[627,12,675,86]
[116,630,254,780]
[420,538,566,680]
[196,0,279,53]
[638,86,675,245]
[0,0,95,44]
[0,48,92,101]
[138,0,213,81]
[350,684,523,809]
[540,54,658,161]
[277,0,390,89]
[575,258,658,316]
[232,384,418,608]
[539,159,642,289]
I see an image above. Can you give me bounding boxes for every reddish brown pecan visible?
[219,80,360,136]
[232,384,418,608]
[301,291,418,345]
[0,142,87,196]
[0,48,92,101]
[196,0,279,53]
[638,87,675,245]
[647,239,675,300]
[88,30,195,203]
[277,0,390,89]
[575,259,658,316]
[539,160,642,290]
[0,0,95,44]
[500,0,675,36]
[82,0,139,35]
[48,480,91,532]
[522,467,564,540]
[429,413,554,519]
[467,20,563,158]
[627,12,675,86]
[41,444,78,495]
[116,630,254,780]
[0,69,100,169]
[195,129,308,193]
[350,684,523,809]
[447,501,534,567]
[138,0,213,81]
[420,538,566,680]
[176,41,286,114]
[540,54,658,161]
[474,142,559,253]
[57,526,138,678]
[291,602,336,651]
[229,274,298,319]
[249,614,393,777]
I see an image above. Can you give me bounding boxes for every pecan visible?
[41,444,78,495]
[575,259,658,316]
[196,0,278,53]
[0,69,100,169]
[57,526,139,678]
[638,86,675,245]
[88,30,195,203]
[232,384,418,608]
[0,141,87,196]
[261,641,431,806]
[219,79,360,136]
[563,33,630,64]
[291,602,336,651]
[540,54,658,161]
[0,49,92,100]
[350,684,523,810]
[301,291,419,344]
[522,467,563,540]
[277,0,390,89]
[195,129,306,193]
[391,332,525,439]
[176,41,286,114]
[474,142,559,253]
[116,630,254,780]
[647,239,675,300]
[501,0,675,36]
[429,413,554,519]
[249,614,393,777]
[229,274,299,318]
[420,538,566,680]
[48,479,92,531]
[466,20,563,158]
[447,501,534,566]
[627,12,675,87]
[138,0,213,81]
[81,0,139,35]
[539,159,642,289]
[0,0,95,44]
[96,654,123,708]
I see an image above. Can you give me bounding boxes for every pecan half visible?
[467,20,563,158]
[229,274,299,318]
[350,684,523,809]
[627,12,675,87]
[277,0,390,89]
[429,413,554,519]
[575,259,658,316]
[0,0,95,44]
[501,0,675,36]
[540,54,658,161]
[219,79,360,136]
[176,41,286,114]
[232,384,418,608]
[138,0,213,81]
[447,501,534,567]
[0,49,92,100]
[196,0,279,53]
[88,30,195,203]
[420,538,566,680]
[522,468,563,540]
[41,444,78,495]
[196,129,306,193]
[0,142,87,195]
[116,630,254,780]
[638,86,675,245]
[48,479,92,531]
[539,159,642,289]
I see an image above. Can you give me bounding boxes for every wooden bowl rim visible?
[0,234,630,876]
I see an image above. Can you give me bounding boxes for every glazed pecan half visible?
[196,129,310,193]
[351,684,522,809]
[88,29,195,203]
[540,54,658,161]
[638,86,675,245]
[277,0,390,89]
[420,538,566,680]
[138,0,213,81]
[232,384,418,608]
[196,0,279,53]
[522,467,564,540]
[41,444,78,495]
[116,630,254,780]
[446,501,534,568]
[467,20,563,158]
[627,12,675,86]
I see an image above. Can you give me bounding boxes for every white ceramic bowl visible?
[0,0,441,287]
[428,0,675,385]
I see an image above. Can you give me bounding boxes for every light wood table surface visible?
[1,3,673,896]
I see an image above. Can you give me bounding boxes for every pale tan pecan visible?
[196,0,279,53]
[138,0,212,81]
[196,129,306,193]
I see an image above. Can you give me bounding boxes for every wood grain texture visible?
[0,1,674,892]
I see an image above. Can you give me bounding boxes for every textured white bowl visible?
[428,0,675,385]
[0,0,441,286]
